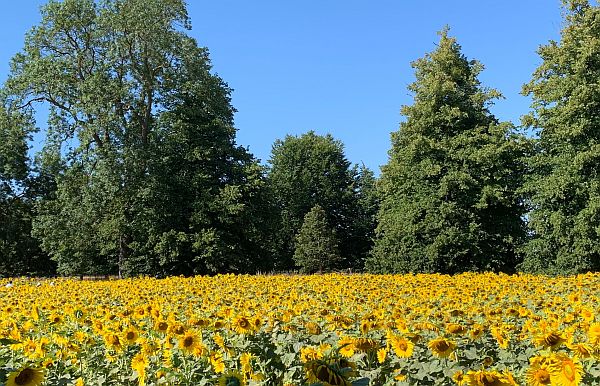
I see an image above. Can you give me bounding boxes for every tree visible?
[521,0,600,274]
[5,0,271,276]
[293,205,341,273]
[0,103,54,277]
[367,29,529,274]
[267,131,367,270]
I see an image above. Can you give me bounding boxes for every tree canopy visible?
[367,29,529,274]
[521,0,600,274]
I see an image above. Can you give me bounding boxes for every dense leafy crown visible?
[368,29,528,274]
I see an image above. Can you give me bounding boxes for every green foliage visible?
[521,0,600,274]
[267,131,373,271]
[5,0,271,276]
[293,205,341,273]
[0,104,54,277]
[367,29,529,274]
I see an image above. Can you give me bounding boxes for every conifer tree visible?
[521,0,600,273]
[367,29,529,274]
[293,205,341,273]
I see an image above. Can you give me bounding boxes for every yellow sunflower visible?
[588,323,600,347]
[466,369,514,386]
[388,334,414,358]
[550,354,583,386]
[453,370,467,385]
[526,359,552,386]
[231,316,254,334]
[6,367,44,386]
[533,331,565,350]
[427,337,456,358]
[178,331,200,354]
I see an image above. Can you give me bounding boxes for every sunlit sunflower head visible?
[217,371,246,386]
[154,320,169,333]
[6,367,44,386]
[567,341,594,359]
[123,327,139,345]
[178,331,199,354]
[231,316,254,334]
[427,337,456,358]
[526,362,552,386]
[549,354,583,386]
[588,323,600,347]
[389,335,414,358]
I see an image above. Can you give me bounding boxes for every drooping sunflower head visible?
[465,369,514,386]
[427,337,456,358]
[305,360,352,386]
[6,367,45,386]
[533,331,565,350]
[217,371,246,386]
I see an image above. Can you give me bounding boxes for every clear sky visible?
[1,1,565,173]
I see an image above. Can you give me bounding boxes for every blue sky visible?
[1,1,564,173]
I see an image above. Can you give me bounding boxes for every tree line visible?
[1,0,599,277]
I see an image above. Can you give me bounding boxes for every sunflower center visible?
[535,369,550,384]
[183,336,194,347]
[15,369,34,385]
[225,376,241,386]
[563,363,575,380]
[435,341,449,351]
[126,332,135,340]
[545,333,561,346]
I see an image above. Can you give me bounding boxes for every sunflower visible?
[131,352,149,386]
[447,323,467,335]
[469,324,485,341]
[526,362,552,386]
[588,323,600,347]
[427,337,456,358]
[217,371,246,386]
[376,348,387,364]
[123,327,139,345]
[466,369,515,386]
[231,316,254,334]
[453,370,467,385]
[305,361,352,386]
[178,331,200,354]
[352,337,378,353]
[550,354,583,386]
[388,334,414,358]
[154,320,169,334]
[534,331,565,350]
[6,367,44,386]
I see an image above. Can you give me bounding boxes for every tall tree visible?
[5,0,271,276]
[367,29,529,274]
[521,0,600,274]
[293,205,341,273]
[0,103,53,277]
[267,131,367,270]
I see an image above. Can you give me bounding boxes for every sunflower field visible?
[0,273,599,386]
